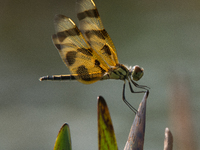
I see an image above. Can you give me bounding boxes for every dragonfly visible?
[39,0,149,113]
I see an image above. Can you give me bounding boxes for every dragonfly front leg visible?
[130,79,150,91]
[128,80,147,93]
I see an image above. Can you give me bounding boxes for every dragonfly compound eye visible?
[131,65,144,81]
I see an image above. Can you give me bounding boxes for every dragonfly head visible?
[130,65,144,81]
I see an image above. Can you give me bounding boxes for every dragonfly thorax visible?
[100,64,129,80]
[129,65,144,81]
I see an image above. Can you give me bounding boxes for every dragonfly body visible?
[40,64,143,82]
[40,0,149,113]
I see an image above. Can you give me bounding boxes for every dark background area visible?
[1,0,200,149]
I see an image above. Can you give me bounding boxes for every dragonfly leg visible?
[122,82,138,114]
[130,79,150,91]
[128,80,147,93]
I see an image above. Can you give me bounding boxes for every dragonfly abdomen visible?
[39,75,76,81]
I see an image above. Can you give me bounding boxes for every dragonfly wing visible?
[76,0,119,66]
[53,15,109,84]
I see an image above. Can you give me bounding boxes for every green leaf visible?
[54,123,72,150]
[98,96,118,150]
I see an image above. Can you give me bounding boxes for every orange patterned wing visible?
[76,0,119,67]
[52,15,110,84]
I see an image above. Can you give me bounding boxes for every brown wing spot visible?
[76,65,91,81]
[85,30,105,40]
[77,9,99,21]
[101,29,109,38]
[52,34,57,41]
[57,27,80,42]
[56,32,66,42]
[101,44,111,55]
[66,51,77,66]
[95,59,100,66]
[95,59,106,74]
[55,44,61,50]
[77,48,93,56]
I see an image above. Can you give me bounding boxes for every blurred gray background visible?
[1,0,200,149]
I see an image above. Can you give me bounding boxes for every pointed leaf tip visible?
[54,123,72,150]
[97,96,118,150]
[146,90,149,97]
[98,96,107,108]
[164,128,173,150]
[124,91,149,150]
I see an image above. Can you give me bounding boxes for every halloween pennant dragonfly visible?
[40,0,149,113]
